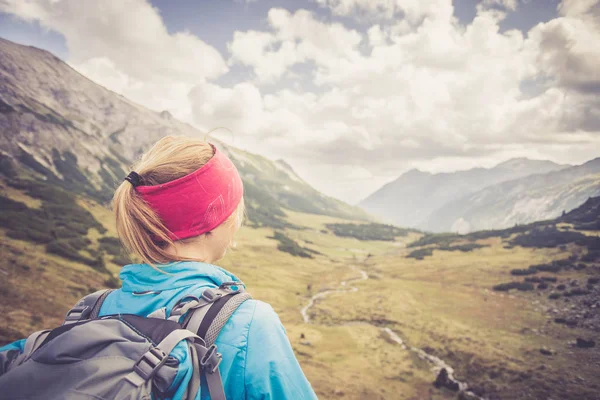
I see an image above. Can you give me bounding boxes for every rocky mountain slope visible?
[0,38,369,226]
[360,158,568,230]
[423,158,600,233]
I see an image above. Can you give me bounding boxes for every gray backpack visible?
[0,282,251,400]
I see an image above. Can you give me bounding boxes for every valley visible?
[1,172,599,399]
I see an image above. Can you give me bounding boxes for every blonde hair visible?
[113,136,244,265]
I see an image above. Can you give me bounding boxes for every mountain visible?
[422,158,600,233]
[360,157,568,229]
[0,38,369,226]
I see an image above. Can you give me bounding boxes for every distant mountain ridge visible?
[360,157,570,230]
[0,38,369,226]
[422,157,600,233]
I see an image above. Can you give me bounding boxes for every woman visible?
[1,136,318,399]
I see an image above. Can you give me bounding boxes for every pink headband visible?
[136,145,244,241]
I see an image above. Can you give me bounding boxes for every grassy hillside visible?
[1,165,599,399]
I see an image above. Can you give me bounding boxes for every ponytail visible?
[113,181,174,265]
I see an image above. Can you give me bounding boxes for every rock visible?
[458,391,480,400]
[300,333,305,339]
[576,338,596,348]
[434,368,460,392]
[540,347,556,356]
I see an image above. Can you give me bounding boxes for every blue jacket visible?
[0,261,318,400]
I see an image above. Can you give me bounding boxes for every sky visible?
[0,0,599,204]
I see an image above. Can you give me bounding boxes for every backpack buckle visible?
[133,347,168,380]
[64,305,90,323]
[201,289,222,303]
[200,344,222,374]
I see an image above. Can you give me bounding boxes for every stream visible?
[301,266,483,399]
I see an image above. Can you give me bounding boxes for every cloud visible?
[313,0,454,24]
[526,0,600,93]
[2,0,598,203]
[0,0,227,83]
[0,0,227,121]
[228,8,363,83]
[221,1,600,202]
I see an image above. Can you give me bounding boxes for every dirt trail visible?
[301,265,484,399]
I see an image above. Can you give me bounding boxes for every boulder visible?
[434,368,460,392]
[576,338,595,348]
[540,347,556,356]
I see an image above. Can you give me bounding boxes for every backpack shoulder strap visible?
[182,283,252,346]
[63,289,114,325]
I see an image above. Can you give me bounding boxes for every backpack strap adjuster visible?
[133,347,168,381]
[199,344,222,374]
[64,305,90,322]
[201,288,222,302]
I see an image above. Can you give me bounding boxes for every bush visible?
[492,282,535,292]
[511,267,538,276]
[104,276,121,289]
[269,231,313,258]
[406,248,434,260]
[548,293,561,300]
[326,223,414,241]
[0,196,28,212]
[46,241,94,265]
[581,250,600,262]
[0,154,17,179]
[537,283,549,290]
[98,236,123,256]
[564,289,590,297]
[112,254,133,266]
[439,243,486,252]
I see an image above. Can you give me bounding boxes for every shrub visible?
[0,154,17,178]
[269,231,313,258]
[46,241,94,265]
[564,289,590,297]
[548,293,561,300]
[511,267,538,276]
[492,282,535,292]
[406,248,434,260]
[0,196,28,212]
[537,283,549,290]
[325,223,414,241]
[112,255,132,265]
[104,276,121,289]
[98,236,123,256]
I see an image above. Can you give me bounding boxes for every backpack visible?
[0,282,252,400]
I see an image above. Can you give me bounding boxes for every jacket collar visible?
[118,261,241,293]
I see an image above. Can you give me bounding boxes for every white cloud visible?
[314,0,454,24]
[0,0,227,120]
[221,2,600,202]
[482,0,519,11]
[2,0,598,204]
